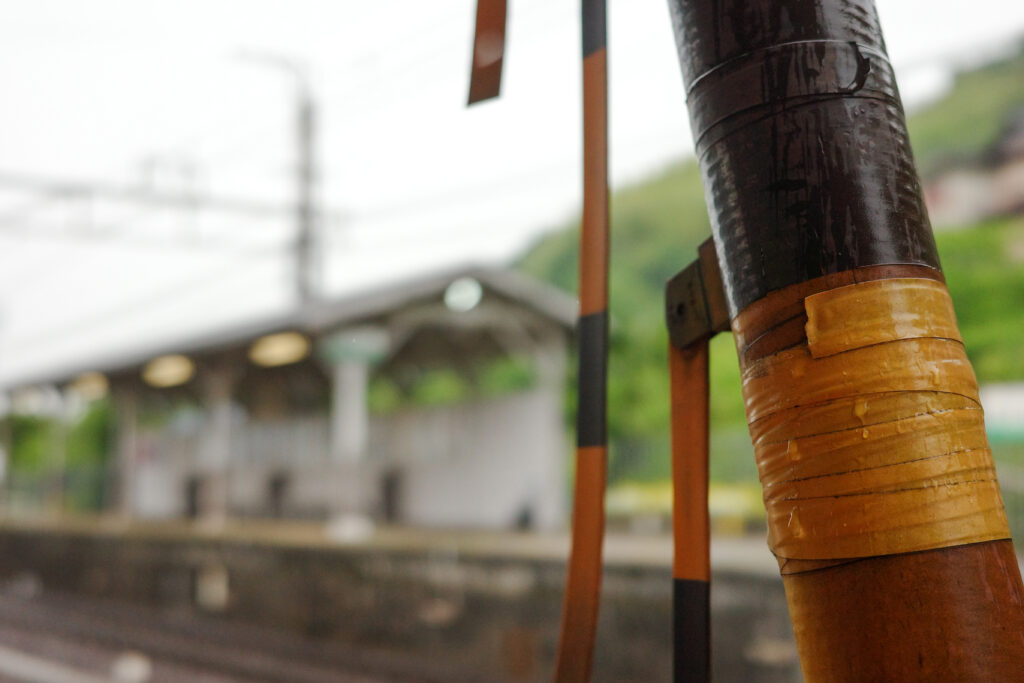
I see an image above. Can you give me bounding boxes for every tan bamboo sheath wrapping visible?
[733,269,1024,680]
[744,278,1010,564]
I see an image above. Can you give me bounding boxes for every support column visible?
[331,360,369,466]
[533,331,570,531]
[321,327,388,523]
[47,386,69,515]
[329,359,369,519]
[198,362,234,525]
[113,384,139,518]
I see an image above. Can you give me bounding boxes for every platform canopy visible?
[2,265,576,396]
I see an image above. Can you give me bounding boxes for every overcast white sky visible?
[2,0,1024,386]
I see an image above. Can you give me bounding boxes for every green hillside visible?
[940,218,1024,381]
[908,44,1024,177]
[518,47,1024,486]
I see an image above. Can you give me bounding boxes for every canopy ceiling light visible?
[68,371,109,400]
[249,332,310,367]
[142,354,195,388]
[444,277,483,312]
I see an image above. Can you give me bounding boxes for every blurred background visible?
[0,1,1023,681]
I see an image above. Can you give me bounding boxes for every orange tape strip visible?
[755,401,987,485]
[768,479,1008,561]
[805,278,961,358]
[742,339,980,424]
[742,279,1010,565]
[750,390,977,446]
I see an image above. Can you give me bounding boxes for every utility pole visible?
[296,82,319,304]
[240,52,321,304]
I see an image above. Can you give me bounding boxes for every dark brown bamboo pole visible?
[666,0,1024,679]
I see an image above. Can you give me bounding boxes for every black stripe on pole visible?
[576,311,608,448]
[674,578,710,683]
[582,0,606,57]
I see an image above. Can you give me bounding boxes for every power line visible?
[0,221,287,255]
[0,252,282,357]
[0,171,296,219]
[0,170,352,260]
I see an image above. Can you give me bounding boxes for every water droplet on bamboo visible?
[853,397,869,424]
[788,509,805,539]
[787,440,801,461]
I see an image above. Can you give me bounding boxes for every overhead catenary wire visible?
[0,0,583,383]
[0,251,283,360]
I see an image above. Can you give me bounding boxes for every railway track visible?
[0,587,457,683]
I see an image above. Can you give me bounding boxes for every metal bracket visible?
[665,238,731,350]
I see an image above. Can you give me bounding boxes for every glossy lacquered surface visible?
[784,541,1024,681]
[667,0,940,315]
[730,269,1024,677]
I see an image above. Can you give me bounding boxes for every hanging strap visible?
[467,0,508,104]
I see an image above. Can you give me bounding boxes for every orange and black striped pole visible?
[666,0,1024,679]
[665,239,728,682]
[468,1,610,679]
[668,342,709,681]
[552,1,609,680]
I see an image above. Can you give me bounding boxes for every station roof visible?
[2,265,576,390]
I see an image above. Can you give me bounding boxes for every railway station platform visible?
[0,517,798,682]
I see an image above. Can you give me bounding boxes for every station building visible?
[2,267,574,531]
